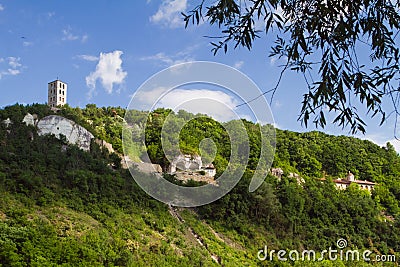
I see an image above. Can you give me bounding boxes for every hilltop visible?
[0,103,399,266]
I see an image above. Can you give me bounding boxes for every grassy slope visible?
[0,104,398,266]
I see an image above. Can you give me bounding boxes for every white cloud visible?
[77,54,99,62]
[8,57,22,69]
[62,28,79,41]
[62,27,88,43]
[272,122,281,129]
[274,100,282,108]
[234,61,244,70]
[270,56,278,66]
[141,45,199,68]
[85,50,127,98]
[81,34,88,43]
[135,86,169,104]
[0,4,4,11]
[386,139,400,153]
[23,41,33,47]
[150,0,187,28]
[7,69,20,75]
[141,52,194,66]
[137,87,241,121]
[0,57,23,79]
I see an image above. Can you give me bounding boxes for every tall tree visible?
[184,0,400,134]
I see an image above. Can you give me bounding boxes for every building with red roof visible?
[332,171,376,192]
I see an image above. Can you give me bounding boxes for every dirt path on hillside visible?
[168,205,221,265]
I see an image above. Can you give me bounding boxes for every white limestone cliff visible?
[37,115,94,151]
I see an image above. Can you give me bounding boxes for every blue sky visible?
[0,0,399,151]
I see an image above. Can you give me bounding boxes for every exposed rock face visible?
[37,115,94,151]
[95,139,115,154]
[174,171,217,185]
[122,156,162,174]
[134,162,163,174]
[22,113,38,126]
[271,168,284,179]
[169,154,202,173]
[121,156,131,169]
[2,118,12,128]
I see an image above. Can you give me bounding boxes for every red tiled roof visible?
[353,179,376,185]
[332,179,376,185]
[333,179,351,184]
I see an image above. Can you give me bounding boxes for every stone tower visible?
[48,79,67,107]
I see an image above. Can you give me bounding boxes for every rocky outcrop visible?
[271,168,284,179]
[169,154,202,173]
[37,115,94,151]
[22,113,38,126]
[134,162,163,174]
[122,156,162,174]
[2,118,12,128]
[95,139,115,154]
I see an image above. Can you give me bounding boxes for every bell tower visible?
[48,79,67,107]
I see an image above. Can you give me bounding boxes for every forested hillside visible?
[0,103,399,266]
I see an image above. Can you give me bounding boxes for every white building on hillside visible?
[333,171,376,192]
[203,164,216,177]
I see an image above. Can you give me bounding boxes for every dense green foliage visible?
[0,103,399,266]
[0,104,218,266]
[184,0,400,134]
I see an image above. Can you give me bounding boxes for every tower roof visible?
[48,79,67,84]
